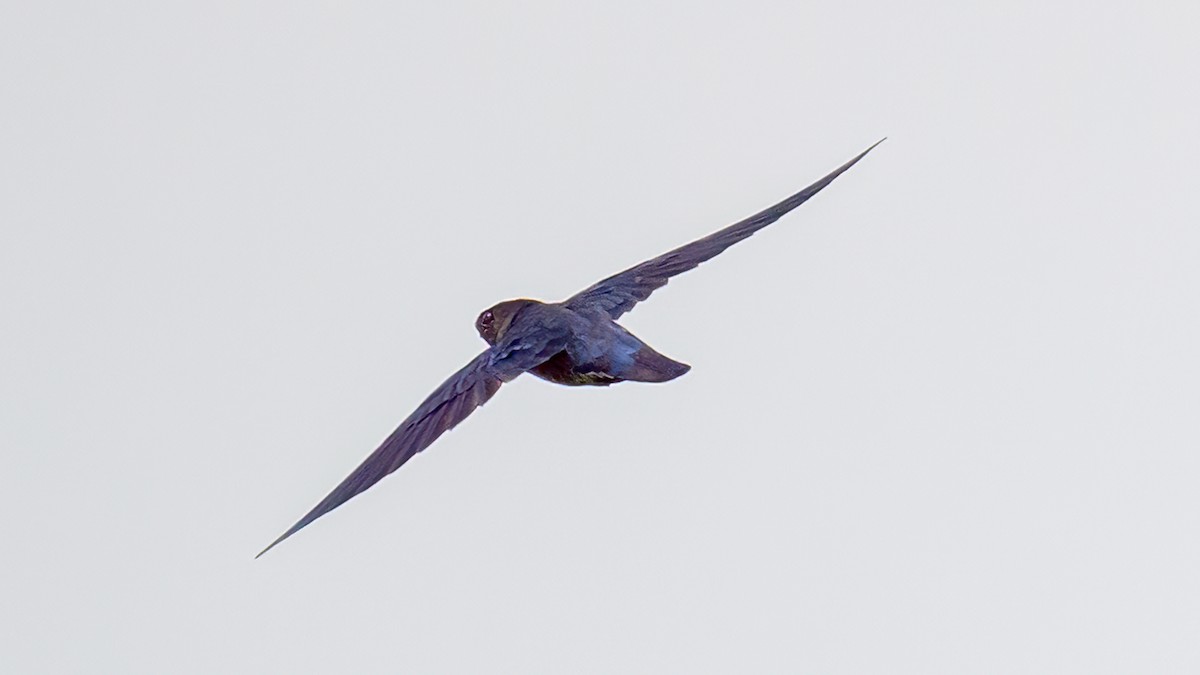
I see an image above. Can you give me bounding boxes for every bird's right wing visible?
[564,140,883,320]
[257,330,564,557]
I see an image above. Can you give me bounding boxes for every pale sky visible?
[2,2,1198,673]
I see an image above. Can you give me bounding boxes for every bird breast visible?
[530,351,621,386]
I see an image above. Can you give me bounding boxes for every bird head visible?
[476,299,538,346]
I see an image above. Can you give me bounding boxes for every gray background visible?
[2,2,1198,673]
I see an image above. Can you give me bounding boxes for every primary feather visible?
[567,139,884,319]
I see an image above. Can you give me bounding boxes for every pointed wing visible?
[565,140,883,320]
[258,332,562,557]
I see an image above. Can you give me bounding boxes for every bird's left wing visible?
[257,333,562,557]
[565,140,883,320]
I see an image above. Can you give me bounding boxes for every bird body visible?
[258,140,883,557]
[532,311,692,386]
[489,300,690,386]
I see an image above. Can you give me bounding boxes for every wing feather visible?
[565,140,883,319]
[258,333,557,557]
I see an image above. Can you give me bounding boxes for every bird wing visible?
[257,331,563,557]
[564,140,883,320]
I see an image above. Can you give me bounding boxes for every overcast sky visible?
[2,2,1198,673]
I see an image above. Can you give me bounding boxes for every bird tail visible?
[623,345,691,383]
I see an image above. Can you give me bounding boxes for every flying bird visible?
[258,140,882,557]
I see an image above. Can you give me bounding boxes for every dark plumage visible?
[257,140,882,557]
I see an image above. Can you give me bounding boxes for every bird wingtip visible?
[254,530,292,559]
